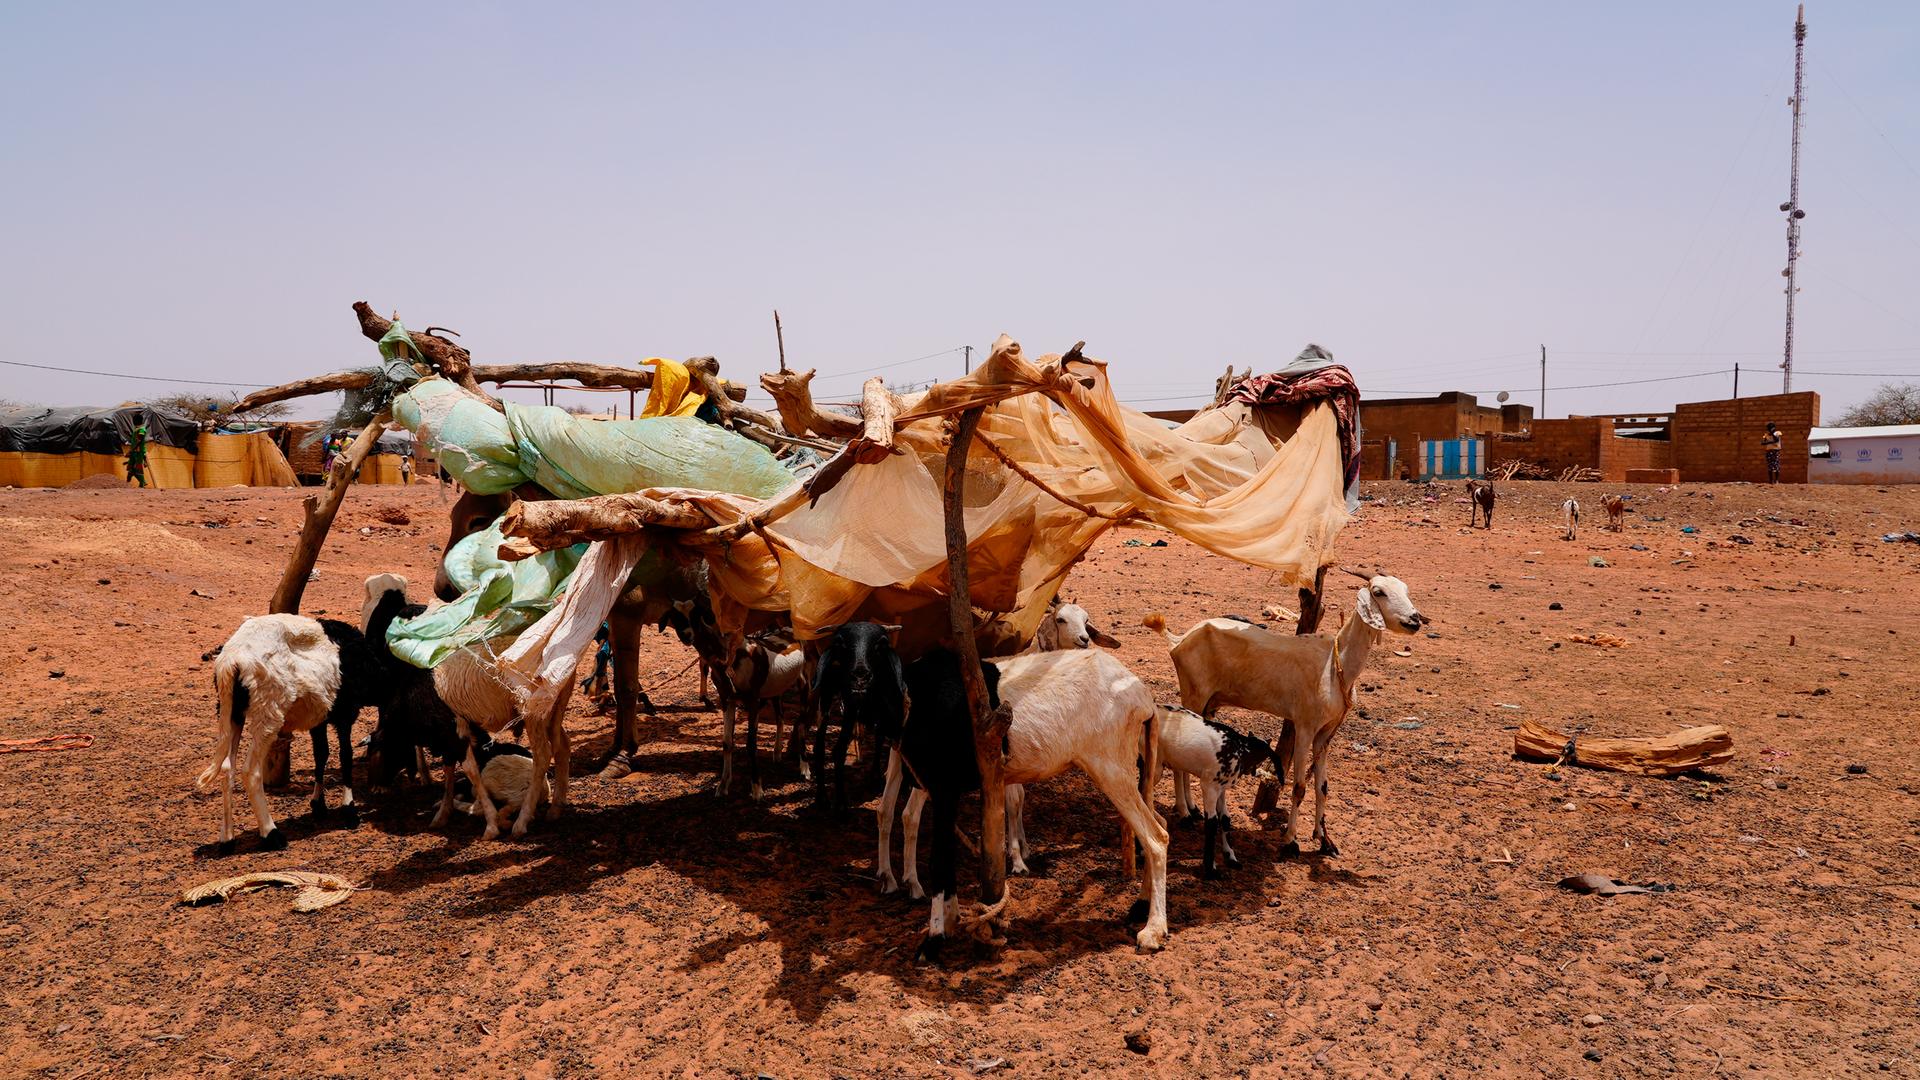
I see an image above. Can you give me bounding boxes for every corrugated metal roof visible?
[1809,424,1920,440]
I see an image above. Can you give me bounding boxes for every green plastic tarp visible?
[385,377,798,668]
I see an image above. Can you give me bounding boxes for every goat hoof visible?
[1009,858,1029,876]
[216,839,237,856]
[1224,853,1241,870]
[907,883,926,901]
[878,872,898,895]
[597,755,633,781]
[510,820,531,839]
[338,804,361,828]
[751,783,765,804]
[913,934,948,964]
[1202,866,1223,881]
[1123,899,1150,925]
[1279,840,1301,858]
[308,800,327,818]
[544,804,562,823]
[1134,924,1168,951]
[1319,839,1339,857]
[260,828,288,852]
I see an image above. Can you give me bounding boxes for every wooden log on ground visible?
[1513,717,1734,777]
[944,406,1013,916]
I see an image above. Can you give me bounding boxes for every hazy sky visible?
[3,2,1916,422]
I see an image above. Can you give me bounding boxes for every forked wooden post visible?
[261,414,386,785]
[942,405,1011,909]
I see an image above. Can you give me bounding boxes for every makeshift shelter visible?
[0,403,295,488]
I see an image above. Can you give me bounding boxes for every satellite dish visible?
[1497,391,1510,403]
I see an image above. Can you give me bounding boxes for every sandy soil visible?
[2,479,1917,1078]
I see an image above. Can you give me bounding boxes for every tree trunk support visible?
[943,406,1013,917]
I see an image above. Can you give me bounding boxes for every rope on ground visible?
[0,733,95,753]
[178,871,358,913]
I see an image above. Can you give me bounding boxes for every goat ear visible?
[1356,587,1386,631]
[1090,629,1121,649]
[879,623,904,643]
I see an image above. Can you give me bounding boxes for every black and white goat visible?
[196,611,395,852]
[809,622,905,811]
[886,648,1171,954]
[1158,705,1273,878]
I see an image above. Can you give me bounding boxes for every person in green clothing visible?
[125,425,150,488]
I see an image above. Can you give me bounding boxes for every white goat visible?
[887,649,1171,950]
[451,741,549,832]
[196,615,342,852]
[1143,571,1426,857]
[1563,498,1581,541]
[879,596,1115,891]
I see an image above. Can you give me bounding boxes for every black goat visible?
[896,648,1002,961]
[809,622,905,811]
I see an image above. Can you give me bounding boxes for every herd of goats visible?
[196,504,1430,955]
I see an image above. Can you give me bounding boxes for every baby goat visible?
[1562,498,1581,541]
[1159,705,1273,878]
[1144,570,1426,858]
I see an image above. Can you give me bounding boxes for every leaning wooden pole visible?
[942,405,1012,914]
[270,415,388,616]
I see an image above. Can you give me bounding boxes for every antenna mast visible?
[1780,4,1808,393]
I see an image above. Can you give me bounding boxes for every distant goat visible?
[1563,498,1581,541]
[1144,570,1426,858]
[1466,479,1495,529]
[1602,493,1625,532]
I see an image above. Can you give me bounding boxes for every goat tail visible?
[196,666,244,791]
[1140,612,1178,648]
[1141,702,1163,819]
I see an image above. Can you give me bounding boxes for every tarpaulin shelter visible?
[391,336,1357,726]
[0,403,296,488]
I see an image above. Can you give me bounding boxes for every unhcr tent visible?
[0,403,296,488]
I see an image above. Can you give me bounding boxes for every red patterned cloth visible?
[1223,354,1361,496]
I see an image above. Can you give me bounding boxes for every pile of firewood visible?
[1557,465,1601,482]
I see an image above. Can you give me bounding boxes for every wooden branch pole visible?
[683,356,783,431]
[760,367,863,440]
[774,309,788,373]
[498,491,711,551]
[853,378,902,464]
[943,406,1013,912]
[352,302,498,409]
[270,415,387,614]
[1514,718,1734,777]
[261,414,385,785]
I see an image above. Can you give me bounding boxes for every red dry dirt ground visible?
[2,480,1918,1078]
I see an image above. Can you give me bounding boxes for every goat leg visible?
[746,700,765,803]
[876,749,903,894]
[309,726,330,818]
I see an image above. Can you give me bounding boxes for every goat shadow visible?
[354,745,1355,1022]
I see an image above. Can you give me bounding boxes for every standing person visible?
[320,431,338,476]
[124,425,150,488]
[1761,422,1783,484]
[579,624,614,708]
[400,453,414,485]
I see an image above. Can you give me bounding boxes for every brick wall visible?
[1486,418,1673,482]
[1671,391,1820,483]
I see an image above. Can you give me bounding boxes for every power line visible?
[811,347,967,382]
[0,358,264,388]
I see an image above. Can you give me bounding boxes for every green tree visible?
[1835,382,1920,427]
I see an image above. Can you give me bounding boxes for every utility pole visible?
[1734,362,1741,399]
[1540,344,1547,418]
[773,309,788,373]
[963,345,973,375]
[1780,4,1808,394]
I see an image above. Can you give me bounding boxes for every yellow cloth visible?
[639,358,706,418]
